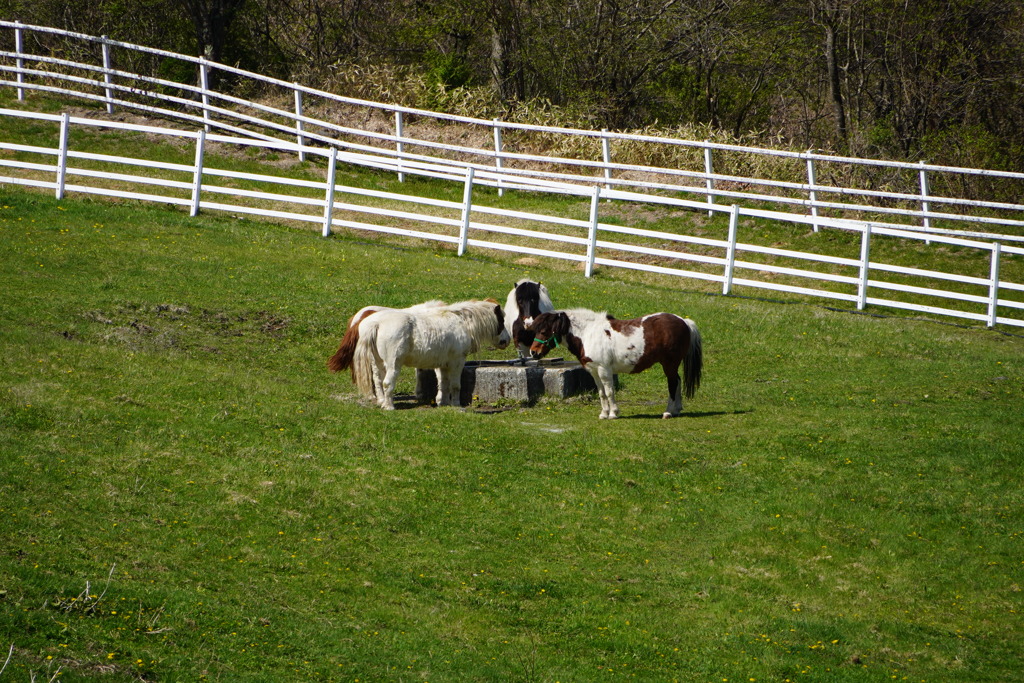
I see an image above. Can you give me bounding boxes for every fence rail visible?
[3,20,1024,244]
[2,106,1022,329]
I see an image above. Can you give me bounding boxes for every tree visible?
[176,0,248,63]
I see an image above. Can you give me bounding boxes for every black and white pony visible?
[503,279,555,359]
[351,300,511,410]
[529,308,702,419]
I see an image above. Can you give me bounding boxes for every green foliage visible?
[6,0,1024,168]
[425,50,473,89]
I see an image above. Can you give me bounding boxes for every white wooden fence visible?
[2,107,1022,329]
[3,19,1024,244]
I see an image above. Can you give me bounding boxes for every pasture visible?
[1,181,1023,682]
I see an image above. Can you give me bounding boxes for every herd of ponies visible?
[328,279,702,419]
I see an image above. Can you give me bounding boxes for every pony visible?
[352,300,512,410]
[503,279,555,359]
[327,300,446,379]
[528,308,702,419]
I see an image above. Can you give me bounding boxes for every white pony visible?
[328,300,446,377]
[352,300,511,409]
[328,300,448,403]
[503,279,555,359]
[529,308,703,419]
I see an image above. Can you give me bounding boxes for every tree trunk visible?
[824,18,848,147]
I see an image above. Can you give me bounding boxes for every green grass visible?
[2,180,1023,682]
[3,94,1024,681]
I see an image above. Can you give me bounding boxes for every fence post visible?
[585,186,601,278]
[294,86,306,162]
[190,129,206,216]
[601,129,612,192]
[806,150,819,232]
[323,149,338,237]
[458,167,475,256]
[55,112,70,200]
[101,36,115,114]
[857,223,872,310]
[14,21,25,101]
[394,111,405,182]
[493,120,504,197]
[703,145,715,216]
[198,59,211,132]
[988,242,1002,328]
[919,161,931,231]
[723,204,740,295]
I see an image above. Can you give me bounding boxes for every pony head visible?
[528,311,571,359]
[505,280,555,358]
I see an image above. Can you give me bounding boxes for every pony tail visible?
[683,319,703,399]
[327,325,360,375]
[352,323,378,398]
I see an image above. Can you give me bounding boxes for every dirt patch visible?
[74,302,291,354]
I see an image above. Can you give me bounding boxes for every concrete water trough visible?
[415,358,601,405]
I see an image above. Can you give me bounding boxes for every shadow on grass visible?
[618,409,752,420]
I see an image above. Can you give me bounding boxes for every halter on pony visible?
[533,334,559,350]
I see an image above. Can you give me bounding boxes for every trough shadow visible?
[618,409,753,420]
[387,393,434,410]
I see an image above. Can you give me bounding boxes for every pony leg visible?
[663,365,682,419]
[585,366,606,418]
[436,367,451,406]
[447,360,466,407]
[592,366,618,419]
[369,346,387,406]
[371,360,385,403]
[601,366,620,419]
[380,360,402,410]
[432,368,445,406]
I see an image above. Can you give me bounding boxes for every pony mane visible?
[504,287,522,326]
[562,307,611,327]
[440,300,503,353]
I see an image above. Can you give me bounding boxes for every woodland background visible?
[2,0,1023,170]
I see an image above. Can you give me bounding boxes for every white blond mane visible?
[428,300,502,353]
[562,307,610,329]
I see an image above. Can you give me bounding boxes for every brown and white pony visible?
[352,300,511,410]
[503,279,555,359]
[529,308,702,419]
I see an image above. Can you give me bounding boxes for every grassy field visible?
[2,181,1023,682]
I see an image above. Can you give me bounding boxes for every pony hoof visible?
[662,412,675,419]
